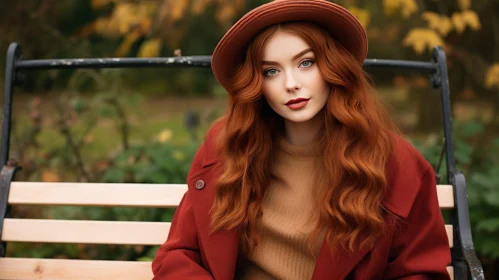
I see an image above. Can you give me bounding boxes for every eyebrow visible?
[262,48,313,65]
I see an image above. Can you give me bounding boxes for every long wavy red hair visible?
[209,21,399,257]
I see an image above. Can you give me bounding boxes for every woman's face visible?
[261,30,330,124]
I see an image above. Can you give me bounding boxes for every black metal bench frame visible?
[0,42,485,279]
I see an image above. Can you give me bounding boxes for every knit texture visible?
[235,135,326,280]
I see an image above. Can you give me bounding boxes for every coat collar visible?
[200,120,223,168]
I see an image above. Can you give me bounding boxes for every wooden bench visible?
[0,43,484,279]
[0,179,454,279]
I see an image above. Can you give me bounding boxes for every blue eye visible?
[300,59,314,68]
[263,69,278,77]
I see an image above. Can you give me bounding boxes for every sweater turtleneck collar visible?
[276,133,322,158]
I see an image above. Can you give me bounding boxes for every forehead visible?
[262,31,311,60]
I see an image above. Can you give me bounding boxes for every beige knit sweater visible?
[235,136,327,280]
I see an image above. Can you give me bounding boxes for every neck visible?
[283,110,324,145]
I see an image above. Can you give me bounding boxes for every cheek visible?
[262,84,279,104]
[312,82,330,108]
[311,73,330,97]
[319,81,330,97]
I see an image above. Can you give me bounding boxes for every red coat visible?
[152,122,451,280]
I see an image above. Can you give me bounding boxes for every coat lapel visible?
[190,162,241,280]
[199,221,240,280]
[312,240,371,279]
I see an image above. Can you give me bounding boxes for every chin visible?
[283,113,316,123]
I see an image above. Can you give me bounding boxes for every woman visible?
[152,0,451,279]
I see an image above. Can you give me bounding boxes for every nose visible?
[285,71,302,93]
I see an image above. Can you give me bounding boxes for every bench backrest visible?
[0,181,455,279]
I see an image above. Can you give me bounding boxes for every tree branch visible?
[55,97,91,181]
[106,97,130,151]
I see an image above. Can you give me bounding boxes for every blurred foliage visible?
[101,132,199,184]
[1,0,498,97]
[83,0,246,56]
[10,68,144,182]
[413,120,499,259]
[6,69,207,261]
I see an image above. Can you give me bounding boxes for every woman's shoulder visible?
[203,118,225,158]
[387,132,432,177]
[205,118,225,143]
[382,132,435,218]
[189,118,225,171]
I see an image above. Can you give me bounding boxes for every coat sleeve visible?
[384,166,452,280]
[152,142,214,279]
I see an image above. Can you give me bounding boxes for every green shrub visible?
[411,120,499,259]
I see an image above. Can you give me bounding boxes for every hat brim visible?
[211,0,368,92]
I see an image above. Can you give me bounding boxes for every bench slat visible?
[446,225,453,248]
[8,182,454,208]
[0,258,153,280]
[1,219,170,245]
[1,218,454,248]
[0,258,454,280]
[437,184,454,208]
[8,182,187,207]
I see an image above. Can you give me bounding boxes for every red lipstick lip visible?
[285,98,310,105]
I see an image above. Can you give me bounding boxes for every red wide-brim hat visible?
[211,0,368,92]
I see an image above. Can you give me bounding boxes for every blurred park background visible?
[0,0,498,278]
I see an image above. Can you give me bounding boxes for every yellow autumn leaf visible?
[159,0,191,26]
[138,1,158,15]
[42,170,60,182]
[485,64,499,88]
[462,10,481,30]
[115,29,142,57]
[383,0,399,16]
[403,28,444,54]
[348,6,370,29]
[451,13,466,33]
[114,3,139,34]
[458,0,471,10]
[452,11,481,33]
[400,0,418,18]
[157,129,173,143]
[97,2,156,36]
[383,0,418,18]
[138,39,162,57]
[93,18,111,36]
[422,12,452,36]
[170,0,189,23]
[140,18,153,35]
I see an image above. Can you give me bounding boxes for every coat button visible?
[195,180,205,190]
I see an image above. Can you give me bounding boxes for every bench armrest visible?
[453,172,484,280]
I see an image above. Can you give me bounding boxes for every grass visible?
[4,92,227,163]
